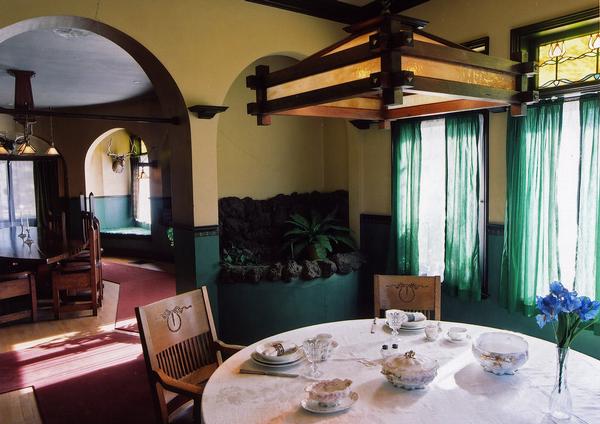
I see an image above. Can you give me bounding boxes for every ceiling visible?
[246,0,430,25]
[0,28,153,109]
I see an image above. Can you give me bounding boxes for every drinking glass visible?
[385,309,407,341]
[302,338,328,378]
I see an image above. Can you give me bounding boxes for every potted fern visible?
[283,209,356,260]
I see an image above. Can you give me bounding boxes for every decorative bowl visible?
[381,350,438,390]
[255,340,300,363]
[305,378,353,408]
[472,332,529,375]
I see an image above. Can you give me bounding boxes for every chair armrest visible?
[153,369,204,397]
[215,340,245,356]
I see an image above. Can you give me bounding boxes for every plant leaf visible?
[315,235,332,252]
[284,228,307,237]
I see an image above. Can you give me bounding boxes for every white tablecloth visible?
[201,320,600,423]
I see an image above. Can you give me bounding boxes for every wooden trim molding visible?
[188,105,228,119]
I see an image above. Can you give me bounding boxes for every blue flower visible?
[536,294,561,318]
[536,313,549,328]
[550,281,569,297]
[577,297,600,322]
[562,291,582,312]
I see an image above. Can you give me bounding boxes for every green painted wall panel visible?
[94,196,133,230]
[219,272,361,345]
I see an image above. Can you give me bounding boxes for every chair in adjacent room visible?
[0,272,37,324]
[135,286,244,424]
[51,219,102,319]
[374,274,441,320]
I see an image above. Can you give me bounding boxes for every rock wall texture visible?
[218,190,350,262]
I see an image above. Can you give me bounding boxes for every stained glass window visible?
[538,32,600,89]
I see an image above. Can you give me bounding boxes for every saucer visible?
[444,333,471,344]
[301,392,358,414]
[251,351,304,368]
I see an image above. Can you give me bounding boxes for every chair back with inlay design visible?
[136,287,220,423]
[374,274,441,320]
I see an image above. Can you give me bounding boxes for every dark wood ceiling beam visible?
[246,0,361,24]
[246,0,430,25]
[359,0,430,21]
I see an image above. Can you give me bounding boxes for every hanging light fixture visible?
[46,110,59,155]
[17,118,36,155]
[247,1,539,125]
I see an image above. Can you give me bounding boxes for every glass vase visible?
[549,347,572,421]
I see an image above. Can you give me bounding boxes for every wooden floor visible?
[0,387,43,424]
[0,257,175,423]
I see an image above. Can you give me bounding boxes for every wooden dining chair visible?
[374,274,441,320]
[51,219,102,319]
[0,272,37,324]
[135,286,244,424]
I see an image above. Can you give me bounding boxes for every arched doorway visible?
[0,16,194,291]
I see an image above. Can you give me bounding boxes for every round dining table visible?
[201,319,600,424]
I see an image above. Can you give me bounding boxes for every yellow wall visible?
[0,0,345,226]
[84,128,131,197]
[218,55,348,199]
[351,0,596,226]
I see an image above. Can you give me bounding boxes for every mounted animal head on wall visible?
[106,137,135,173]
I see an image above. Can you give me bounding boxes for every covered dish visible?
[381,350,438,390]
[472,332,529,375]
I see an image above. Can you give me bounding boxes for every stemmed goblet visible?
[385,309,407,342]
[302,338,328,379]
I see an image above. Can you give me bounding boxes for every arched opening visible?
[84,128,152,236]
[0,16,193,290]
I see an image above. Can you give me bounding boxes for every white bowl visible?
[305,378,352,408]
[255,340,300,363]
[472,332,529,375]
[381,350,438,390]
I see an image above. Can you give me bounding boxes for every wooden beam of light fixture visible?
[247,14,539,125]
[0,107,179,125]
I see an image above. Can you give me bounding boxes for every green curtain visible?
[500,101,563,316]
[574,95,600,334]
[444,114,481,301]
[388,120,421,274]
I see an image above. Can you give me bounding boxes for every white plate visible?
[301,392,358,414]
[251,351,304,368]
[255,340,301,363]
[444,333,472,344]
[385,321,427,331]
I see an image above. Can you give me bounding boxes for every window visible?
[0,160,36,228]
[511,7,600,97]
[390,112,487,299]
[538,32,600,89]
[134,152,151,225]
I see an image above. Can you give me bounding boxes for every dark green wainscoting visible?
[194,226,221,329]
[360,214,600,360]
[94,196,133,230]
[219,272,361,345]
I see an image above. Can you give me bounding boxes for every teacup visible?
[305,378,352,408]
[425,324,441,341]
[447,327,468,341]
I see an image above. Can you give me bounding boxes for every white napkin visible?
[405,312,427,322]
[260,342,297,357]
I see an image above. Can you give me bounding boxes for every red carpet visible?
[102,262,176,332]
[0,332,155,424]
